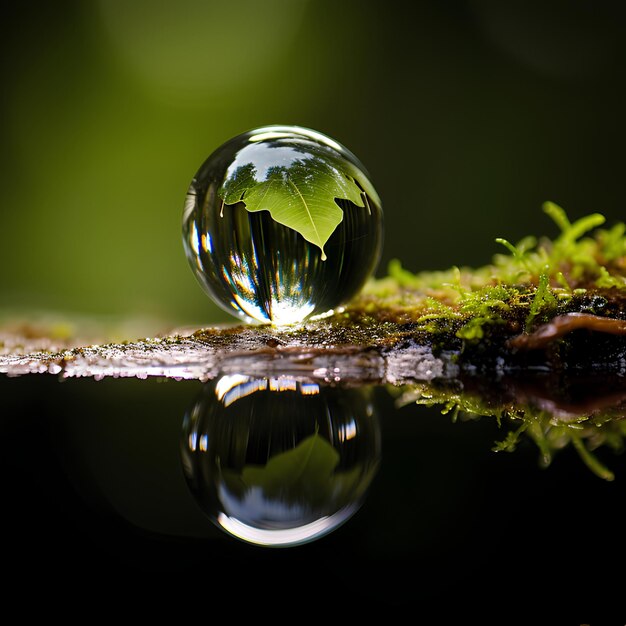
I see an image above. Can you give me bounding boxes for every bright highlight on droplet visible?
[216,507,358,547]
[181,125,384,325]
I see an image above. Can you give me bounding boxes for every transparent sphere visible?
[180,375,381,547]
[182,125,383,325]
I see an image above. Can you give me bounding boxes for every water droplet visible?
[180,374,381,547]
[182,125,383,325]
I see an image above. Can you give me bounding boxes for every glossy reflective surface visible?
[181,375,380,546]
[182,126,383,325]
[2,371,626,615]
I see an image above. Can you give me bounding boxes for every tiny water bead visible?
[180,375,381,547]
[182,125,383,325]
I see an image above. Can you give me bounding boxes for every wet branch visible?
[3,305,626,385]
[0,315,448,384]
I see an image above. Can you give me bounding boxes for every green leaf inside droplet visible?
[219,154,368,260]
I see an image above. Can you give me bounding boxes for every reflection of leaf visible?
[220,157,366,260]
[241,433,339,496]
[226,433,373,508]
[219,431,374,511]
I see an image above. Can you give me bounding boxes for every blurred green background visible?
[2,0,626,333]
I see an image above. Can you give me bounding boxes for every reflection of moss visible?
[394,377,626,481]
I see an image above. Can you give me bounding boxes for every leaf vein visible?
[287,177,321,244]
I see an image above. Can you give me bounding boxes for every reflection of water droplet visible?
[182,125,383,325]
[180,374,381,547]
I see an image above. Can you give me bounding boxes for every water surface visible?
[1,371,624,615]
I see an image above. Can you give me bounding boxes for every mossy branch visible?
[4,203,626,479]
[3,201,626,386]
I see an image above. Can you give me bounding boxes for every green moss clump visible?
[354,202,626,341]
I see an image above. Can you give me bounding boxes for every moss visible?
[353,202,626,345]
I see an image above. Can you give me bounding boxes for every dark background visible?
[2,0,626,333]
